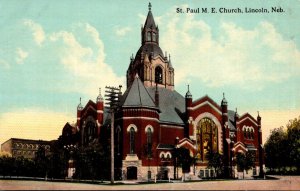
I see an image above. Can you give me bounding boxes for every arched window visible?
[130,127,135,154]
[147,128,152,145]
[155,66,163,84]
[146,128,152,157]
[251,129,254,139]
[196,118,218,161]
[244,129,247,138]
[147,32,151,41]
[85,120,96,144]
[247,129,251,139]
[116,126,121,155]
[152,32,156,42]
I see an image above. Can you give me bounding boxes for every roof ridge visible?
[137,77,142,105]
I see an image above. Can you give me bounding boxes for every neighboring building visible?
[1,138,51,159]
[61,3,264,180]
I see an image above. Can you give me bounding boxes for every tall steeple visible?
[142,2,159,45]
[126,3,174,91]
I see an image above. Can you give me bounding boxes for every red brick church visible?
[61,3,264,180]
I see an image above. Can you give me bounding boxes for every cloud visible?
[115,26,132,37]
[157,9,300,89]
[23,19,45,46]
[0,108,73,145]
[15,48,28,64]
[49,23,125,97]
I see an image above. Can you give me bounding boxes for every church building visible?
[61,3,264,180]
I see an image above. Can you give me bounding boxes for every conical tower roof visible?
[144,3,156,28]
[121,74,157,109]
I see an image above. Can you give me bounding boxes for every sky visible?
[0,0,299,145]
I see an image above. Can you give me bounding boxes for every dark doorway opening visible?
[127,166,137,180]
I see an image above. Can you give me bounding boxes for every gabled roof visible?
[176,138,196,151]
[237,113,258,126]
[81,100,97,113]
[192,95,222,111]
[228,110,237,131]
[120,74,157,109]
[232,141,247,153]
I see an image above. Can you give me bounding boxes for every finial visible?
[235,108,237,113]
[188,84,190,91]
[257,111,260,117]
[148,2,152,11]
[223,92,225,99]
[78,97,83,110]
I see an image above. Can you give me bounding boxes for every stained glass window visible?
[196,118,218,161]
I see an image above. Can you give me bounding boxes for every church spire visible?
[142,3,159,45]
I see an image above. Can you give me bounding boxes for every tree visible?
[175,147,193,180]
[34,145,48,177]
[286,117,300,172]
[235,151,255,179]
[206,151,224,178]
[264,127,289,172]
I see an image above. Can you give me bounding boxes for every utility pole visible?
[105,85,121,184]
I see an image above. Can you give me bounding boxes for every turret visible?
[185,85,192,138]
[221,93,228,135]
[257,111,264,177]
[96,88,104,136]
[221,93,228,114]
[77,97,83,130]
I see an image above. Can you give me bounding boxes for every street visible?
[0,176,299,190]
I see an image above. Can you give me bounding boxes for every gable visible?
[189,95,222,115]
[237,113,258,126]
[176,138,196,151]
[232,141,247,153]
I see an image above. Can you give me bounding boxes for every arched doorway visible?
[127,166,137,180]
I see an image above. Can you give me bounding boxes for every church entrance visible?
[127,166,137,180]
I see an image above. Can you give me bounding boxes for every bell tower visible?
[126,3,174,90]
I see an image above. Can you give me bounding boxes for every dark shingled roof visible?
[120,75,157,109]
[144,9,156,29]
[245,144,257,151]
[136,43,164,58]
[228,110,238,131]
[157,144,174,150]
[147,87,185,125]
